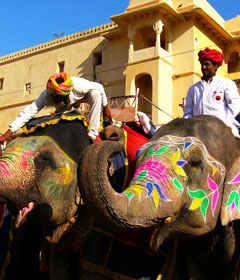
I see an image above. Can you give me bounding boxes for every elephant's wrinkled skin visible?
[0,116,93,279]
[79,115,240,280]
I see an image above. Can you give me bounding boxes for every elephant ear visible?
[221,157,240,226]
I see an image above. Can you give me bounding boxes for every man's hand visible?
[0,129,13,145]
[103,105,113,124]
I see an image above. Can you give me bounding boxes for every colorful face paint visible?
[227,190,239,212]
[123,135,225,222]
[0,138,39,178]
[0,136,77,204]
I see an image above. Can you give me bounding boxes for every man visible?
[0,72,112,143]
[122,111,157,139]
[184,47,240,136]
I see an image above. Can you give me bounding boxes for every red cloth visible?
[95,134,102,142]
[121,125,148,185]
[198,47,224,67]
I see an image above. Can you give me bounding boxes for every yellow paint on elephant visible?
[152,187,160,207]
[174,164,187,177]
[55,164,74,186]
[189,198,203,210]
[7,143,22,153]
[213,166,218,176]
[171,149,180,163]
[126,185,143,196]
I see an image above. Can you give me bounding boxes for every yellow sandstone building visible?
[0,0,239,132]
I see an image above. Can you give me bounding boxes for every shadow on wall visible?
[76,40,107,81]
[75,36,129,98]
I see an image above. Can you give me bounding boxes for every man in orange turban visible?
[184,48,240,136]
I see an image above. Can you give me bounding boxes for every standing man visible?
[184,47,240,136]
[0,72,112,143]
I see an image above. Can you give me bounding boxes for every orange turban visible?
[46,72,73,96]
[198,48,224,67]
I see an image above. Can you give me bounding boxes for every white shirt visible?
[184,76,240,134]
[137,111,156,137]
[9,77,108,133]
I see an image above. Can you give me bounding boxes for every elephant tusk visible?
[164,217,172,224]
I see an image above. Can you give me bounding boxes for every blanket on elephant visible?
[83,222,164,280]
[22,110,89,135]
[111,125,148,191]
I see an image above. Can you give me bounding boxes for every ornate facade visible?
[0,0,239,131]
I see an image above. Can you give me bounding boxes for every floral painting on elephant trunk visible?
[123,135,225,223]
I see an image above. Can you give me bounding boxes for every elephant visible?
[0,111,94,279]
[79,115,240,280]
[0,111,166,280]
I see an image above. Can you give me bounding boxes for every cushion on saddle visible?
[121,125,148,186]
[22,110,89,135]
[111,125,148,191]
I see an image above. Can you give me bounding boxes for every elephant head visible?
[0,136,78,229]
[0,118,92,244]
[79,115,240,253]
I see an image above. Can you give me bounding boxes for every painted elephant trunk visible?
[80,140,177,229]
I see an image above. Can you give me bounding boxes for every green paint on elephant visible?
[173,178,183,191]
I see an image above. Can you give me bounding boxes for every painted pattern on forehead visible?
[123,135,225,221]
[0,136,76,179]
[186,139,225,222]
[0,138,40,178]
[2,136,77,202]
[225,173,240,214]
[43,162,76,201]
[124,136,191,206]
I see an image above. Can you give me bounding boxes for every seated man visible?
[124,111,157,139]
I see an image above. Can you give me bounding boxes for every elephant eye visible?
[189,156,203,169]
[34,152,56,170]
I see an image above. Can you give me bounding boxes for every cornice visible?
[111,3,178,28]
[178,9,234,45]
[0,22,118,65]
[112,2,238,45]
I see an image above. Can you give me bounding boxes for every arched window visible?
[135,74,153,117]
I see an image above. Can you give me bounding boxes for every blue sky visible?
[0,0,238,57]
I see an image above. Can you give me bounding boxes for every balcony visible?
[130,46,172,64]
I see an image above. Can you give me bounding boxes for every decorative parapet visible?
[225,15,240,36]
[0,22,118,64]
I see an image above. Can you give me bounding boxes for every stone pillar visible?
[128,26,135,63]
[154,20,163,56]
